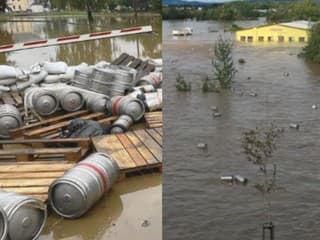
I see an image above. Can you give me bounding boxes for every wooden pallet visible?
[9,110,117,139]
[0,162,75,201]
[0,91,23,108]
[144,111,163,128]
[0,138,91,162]
[111,53,155,73]
[92,128,162,179]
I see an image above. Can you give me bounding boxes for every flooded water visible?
[164,19,320,240]
[0,14,162,239]
[0,14,161,68]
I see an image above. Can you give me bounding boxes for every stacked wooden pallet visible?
[9,110,117,139]
[111,53,155,73]
[0,138,91,201]
[144,111,163,128]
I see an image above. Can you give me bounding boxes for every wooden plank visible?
[0,171,65,179]
[145,128,162,147]
[1,92,15,105]
[134,130,162,162]
[11,92,23,105]
[116,134,147,167]
[0,178,55,188]
[111,53,129,65]
[1,186,49,194]
[125,131,158,165]
[93,135,136,169]
[128,58,142,69]
[0,163,74,173]
[154,128,162,136]
[31,194,48,201]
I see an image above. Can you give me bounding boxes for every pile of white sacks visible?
[0,58,162,138]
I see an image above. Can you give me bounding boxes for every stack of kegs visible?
[0,104,22,138]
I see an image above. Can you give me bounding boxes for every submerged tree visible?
[175,73,191,92]
[302,23,320,63]
[242,124,283,240]
[212,37,236,89]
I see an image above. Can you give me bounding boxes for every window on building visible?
[258,36,264,42]
[19,5,21,10]
[247,36,253,42]
[268,36,273,42]
[278,36,284,43]
[13,5,15,9]
[299,37,305,43]
[240,36,246,42]
[288,37,295,42]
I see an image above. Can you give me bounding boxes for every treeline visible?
[163,0,320,22]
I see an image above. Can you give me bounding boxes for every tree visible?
[242,124,283,240]
[302,23,320,63]
[212,37,236,89]
[0,0,7,12]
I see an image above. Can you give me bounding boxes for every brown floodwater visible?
[0,14,162,239]
[164,19,320,240]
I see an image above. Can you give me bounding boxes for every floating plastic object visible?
[109,96,145,122]
[220,176,234,182]
[197,143,207,149]
[110,115,134,134]
[213,112,222,117]
[0,206,8,240]
[49,152,119,218]
[249,92,258,97]
[0,104,22,138]
[58,89,85,112]
[0,191,47,240]
[221,175,248,185]
[312,105,318,110]
[210,106,218,112]
[289,123,299,129]
[234,175,248,184]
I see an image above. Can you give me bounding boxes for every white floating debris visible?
[248,92,258,97]
[312,105,318,110]
[234,175,248,184]
[210,106,218,111]
[213,112,222,117]
[197,143,207,149]
[289,123,300,129]
[220,176,234,182]
[221,175,248,184]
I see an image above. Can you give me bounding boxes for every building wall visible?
[7,0,30,12]
[236,25,309,44]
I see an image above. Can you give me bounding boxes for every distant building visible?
[30,4,44,12]
[7,0,30,12]
[236,21,312,44]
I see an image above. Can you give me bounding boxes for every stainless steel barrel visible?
[86,96,110,113]
[135,72,162,88]
[145,89,162,112]
[59,89,85,112]
[0,206,8,240]
[49,152,120,219]
[31,89,59,116]
[110,115,133,134]
[0,191,47,240]
[0,104,22,138]
[108,96,145,122]
[71,69,93,89]
[91,68,115,95]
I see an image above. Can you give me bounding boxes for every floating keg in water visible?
[49,152,119,218]
[0,206,8,240]
[0,191,47,240]
[59,89,85,112]
[0,104,22,138]
[109,96,145,122]
[31,89,59,116]
[86,96,110,113]
[110,115,133,134]
[71,69,92,89]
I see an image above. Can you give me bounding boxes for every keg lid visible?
[0,207,8,240]
[61,92,84,112]
[8,201,46,240]
[34,94,58,115]
[110,126,124,134]
[50,182,86,218]
[0,116,20,135]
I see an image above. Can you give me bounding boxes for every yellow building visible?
[236,21,312,44]
[7,0,30,12]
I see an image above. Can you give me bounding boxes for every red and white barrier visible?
[0,25,152,53]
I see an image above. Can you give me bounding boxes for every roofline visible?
[236,23,311,32]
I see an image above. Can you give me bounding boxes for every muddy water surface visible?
[0,14,162,240]
[164,20,320,240]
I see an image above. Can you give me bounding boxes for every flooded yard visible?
[0,14,162,240]
[164,19,320,240]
